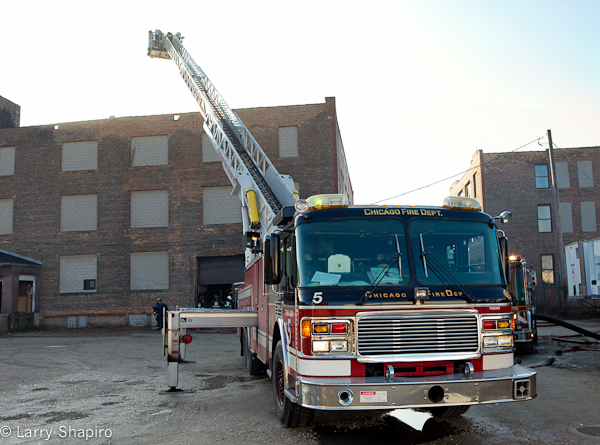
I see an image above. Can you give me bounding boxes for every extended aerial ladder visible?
[148,30,298,262]
[148,30,298,391]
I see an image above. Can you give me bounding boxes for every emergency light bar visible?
[295,194,349,213]
[442,196,482,211]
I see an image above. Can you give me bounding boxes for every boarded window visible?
[203,186,242,225]
[131,135,168,167]
[0,147,16,176]
[578,161,594,188]
[202,133,220,163]
[131,190,169,228]
[62,141,98,172]
[60,255,97,293]
[131,252,169,290]
[60,194,98,232]
[581,202,597,232]
[559,202,573,233]
[0,199,13,235]
[556,162,570,189]
[279,126,299,158]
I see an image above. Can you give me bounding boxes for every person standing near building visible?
[153,298,168,330]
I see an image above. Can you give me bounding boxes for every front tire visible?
[272,340,314,427]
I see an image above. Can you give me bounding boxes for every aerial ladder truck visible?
[148,30,537,427]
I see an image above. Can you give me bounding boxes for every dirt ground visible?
[0,319,598,445]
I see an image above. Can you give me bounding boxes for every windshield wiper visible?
[420,250,476,304]
[357,235,403,306]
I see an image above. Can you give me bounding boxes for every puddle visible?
[196,374,267,390]
[578,426,600,437]
[315,409,467,444]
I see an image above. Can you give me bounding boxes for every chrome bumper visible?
[295,365,536,410]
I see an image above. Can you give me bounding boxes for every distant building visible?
[0,96,20,129]
[0,98,353,329]
[450,148,600,312]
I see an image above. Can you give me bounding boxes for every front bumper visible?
[296,365,536,410]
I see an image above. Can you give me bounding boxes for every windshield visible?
[296,219,409,287]
[411,219,503,286]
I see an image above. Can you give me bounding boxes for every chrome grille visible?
[357,312,479,356]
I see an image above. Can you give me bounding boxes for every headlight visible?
[301,318,353,356]
[482,316,514,353]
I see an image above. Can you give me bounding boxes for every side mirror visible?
[264,233,281,285]
[494,211,512,224]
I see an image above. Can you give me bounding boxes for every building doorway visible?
[196,255,244,308]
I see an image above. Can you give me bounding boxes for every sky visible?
[3,0,600,206]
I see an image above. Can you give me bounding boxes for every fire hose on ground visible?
[532,314,600,355]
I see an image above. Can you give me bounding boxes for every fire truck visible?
[508,255,537,353]
[148,30,537,427]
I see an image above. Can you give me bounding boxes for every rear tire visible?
[427,405,470,418]
[243,328,264,375]
[272,340,314,427]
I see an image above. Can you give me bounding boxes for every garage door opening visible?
[196,255,244,308]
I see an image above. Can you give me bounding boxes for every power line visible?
[371,135,547,205]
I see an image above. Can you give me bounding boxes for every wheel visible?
[272,340,314,427]
[517,341,533,354]
[243,328,264,375]
[427,405,470,418]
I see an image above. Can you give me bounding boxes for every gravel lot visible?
[0,319,598,444]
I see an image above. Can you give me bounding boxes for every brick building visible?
[0,97,353,330]
[450,148,600,311]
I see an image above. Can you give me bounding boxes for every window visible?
[411,220,503,286]
[472,173,477,197]
[578,161,594,188]
[537,205,552,232]
[296,219,409,287]
[535,165,549,188]
[465,182,472,198]
[541,255,554,284]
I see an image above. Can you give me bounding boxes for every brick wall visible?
[0,100,352,328]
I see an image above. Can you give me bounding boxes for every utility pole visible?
[547,129,566,315]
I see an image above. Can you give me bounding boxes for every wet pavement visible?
[0,319,599,444]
